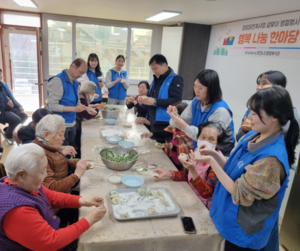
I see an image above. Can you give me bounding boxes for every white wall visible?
[161,27,183,73]
[205,13,300,219]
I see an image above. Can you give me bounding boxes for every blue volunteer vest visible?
[246,109,250,117]
[149,70,177,122]
[48,70,79,124]
[210,131,290,249]
[86,67,102,102]
[191,98,235,148]
[108,69,127,100]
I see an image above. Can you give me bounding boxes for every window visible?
[76,23,128,74]
[47,20,72,75]
[129,28,152,80]
[2,12,41,28]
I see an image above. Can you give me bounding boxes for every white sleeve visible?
[77,73,89,84]
[105,70,114,89]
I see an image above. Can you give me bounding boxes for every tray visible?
[100,126,127,138]
[109,187,181,221]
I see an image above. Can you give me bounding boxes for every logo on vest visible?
[167,82,170,86]
[237,161,244,169]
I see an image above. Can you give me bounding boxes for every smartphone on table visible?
[181,216,197,234]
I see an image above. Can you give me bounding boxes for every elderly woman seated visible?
[75,80,105,158]
[0,143,106,250]
[33,114,89,193]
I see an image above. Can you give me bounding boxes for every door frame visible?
[0,9,43,108]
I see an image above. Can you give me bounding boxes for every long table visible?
[78,106,223,251]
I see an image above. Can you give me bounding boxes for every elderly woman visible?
[75,80,105,158]
[33,114,89,193]
[0,143,106,250]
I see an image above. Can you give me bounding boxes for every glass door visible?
[3,28,41,113]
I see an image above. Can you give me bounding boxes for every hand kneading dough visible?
[147,208,157,215]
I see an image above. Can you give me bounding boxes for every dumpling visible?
[151,190,159,198]
[111,197,120,205]
[119,212,129,219]
[110,190,118,195]
[147,188,152,195]
[147,207,157,215]
[157,189,164,198]
[159,197,170,207]
[179,153,187,161]
[110,194,120,199]
[137,188,146,196]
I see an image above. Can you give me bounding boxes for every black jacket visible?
[0,81,22,124]
[18,123,36,143]
[148,67,184,133]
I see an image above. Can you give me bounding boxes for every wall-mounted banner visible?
[213,11,300,59]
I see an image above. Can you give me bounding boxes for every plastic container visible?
[119,141,134,148]
[121,175,144,188]
[106,136,122,144]
[105,171,123,184]
[105,118,117,125]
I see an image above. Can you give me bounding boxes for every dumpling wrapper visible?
[140,95,148,100]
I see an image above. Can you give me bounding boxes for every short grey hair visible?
[5,143,46,177]
[80,80,97,93]
[36,114,65,137]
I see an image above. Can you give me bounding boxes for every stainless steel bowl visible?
[100,146,139,171]
[101,108,120,119]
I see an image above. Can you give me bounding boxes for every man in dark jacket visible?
[137,54,184,142]
[0,69,28,142]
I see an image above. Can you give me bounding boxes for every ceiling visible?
[1,0,300,26]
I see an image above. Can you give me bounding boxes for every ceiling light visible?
[13,0,38,8]
[146,11,180,22]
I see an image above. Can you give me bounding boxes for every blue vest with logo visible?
[86,67,102,102]
[108,69,127,100]
[149,70,177,122]
[210,131,290,249]
[48,70,78,124]
[191,98,235,148]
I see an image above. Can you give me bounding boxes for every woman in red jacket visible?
[0,143,106,251]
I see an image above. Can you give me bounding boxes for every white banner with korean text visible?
[213,11,300,59]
